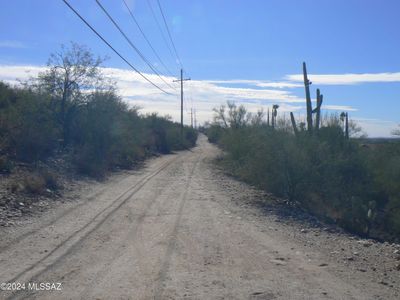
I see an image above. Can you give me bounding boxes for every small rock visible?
[358,240,373,247]
[319,263,328,267]
[395,264,400,271]
[300,229,308,233]
[358,268,367,272]
[19,202,24,206]
[393,249,399,255]
[347,257,354,261]
[270,259,286,266]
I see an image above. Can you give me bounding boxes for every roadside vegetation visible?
[205,101,400,242]
[0,43,197,185]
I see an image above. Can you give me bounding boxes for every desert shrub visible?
[206,124,224,143]
[21,170,59,194]
[0,83,60,162]
[207,102,399,239]
[143,113,197,154]
[23,173,47,194]
[40,169,59,190]
[0,155,12,173]
[365,143,400,236]
[0,44,198,179]
[11,91,59,162]
[181,126,198,148]
[69,92,197,176]
[71,91,138,176]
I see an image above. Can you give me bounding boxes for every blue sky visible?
[0,0,399,136]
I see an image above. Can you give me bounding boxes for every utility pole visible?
[173,69,190,140]
[190,108,193,128]
[194,109,197,129]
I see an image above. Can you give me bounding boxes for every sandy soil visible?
[0,134,399,300]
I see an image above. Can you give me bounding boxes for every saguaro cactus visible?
[272,105,279,128]
[312,88,323,130]
[290,112,298,136]
[267,107,270,126]
[303,62,313,133]
[292,63,325,136]
[340,112,349,139]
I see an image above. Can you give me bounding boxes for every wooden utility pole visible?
[173,69,190,139]
[190,108,193,128]
[194,109,197,129]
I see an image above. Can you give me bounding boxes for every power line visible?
[155,0,183,69]
[122,0,175,78]
[146,0,176,67]
[95,0,176,91]
[61,0,172,95]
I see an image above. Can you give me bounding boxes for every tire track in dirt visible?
[153,150,202,300]
[0,159,171,254]
[4,155,179,300]
[77,178,176,299]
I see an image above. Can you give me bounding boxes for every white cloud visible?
[0,40,27,49]
[324,105,358,111]
[255,82,303,88]
[0,65,45,83]
[352,118,399,138]
[286,72,400,85]
[206,79,302,88]
[0,65,382,135]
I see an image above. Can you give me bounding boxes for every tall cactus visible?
[312,88,323,130]
[340,112,349,139]
[267,107,270,126]
[271,105,279,128]
[292,62,325,136]
[290,112,298,136]
[303,62,313,133]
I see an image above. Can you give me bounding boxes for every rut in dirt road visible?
[0,135,397,300]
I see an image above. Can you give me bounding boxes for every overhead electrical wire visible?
[155,0,183,70]
[122,0,175,78]
[146,0,177,67]
[61,0,172,95]
[95,0,176,91]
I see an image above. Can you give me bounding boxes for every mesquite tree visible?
[38,42,109,146]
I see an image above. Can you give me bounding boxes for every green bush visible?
[40,169,59,191]
[206,102,400,240]
[0,44,198,180]
[23,173,47,194]
[0,155,12,173]
[0,83,59,162]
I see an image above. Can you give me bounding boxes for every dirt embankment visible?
[0,135,399,299]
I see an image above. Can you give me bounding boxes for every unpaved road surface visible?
[0,135,399,299]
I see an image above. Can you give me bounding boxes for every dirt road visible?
[0,135,398,299]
